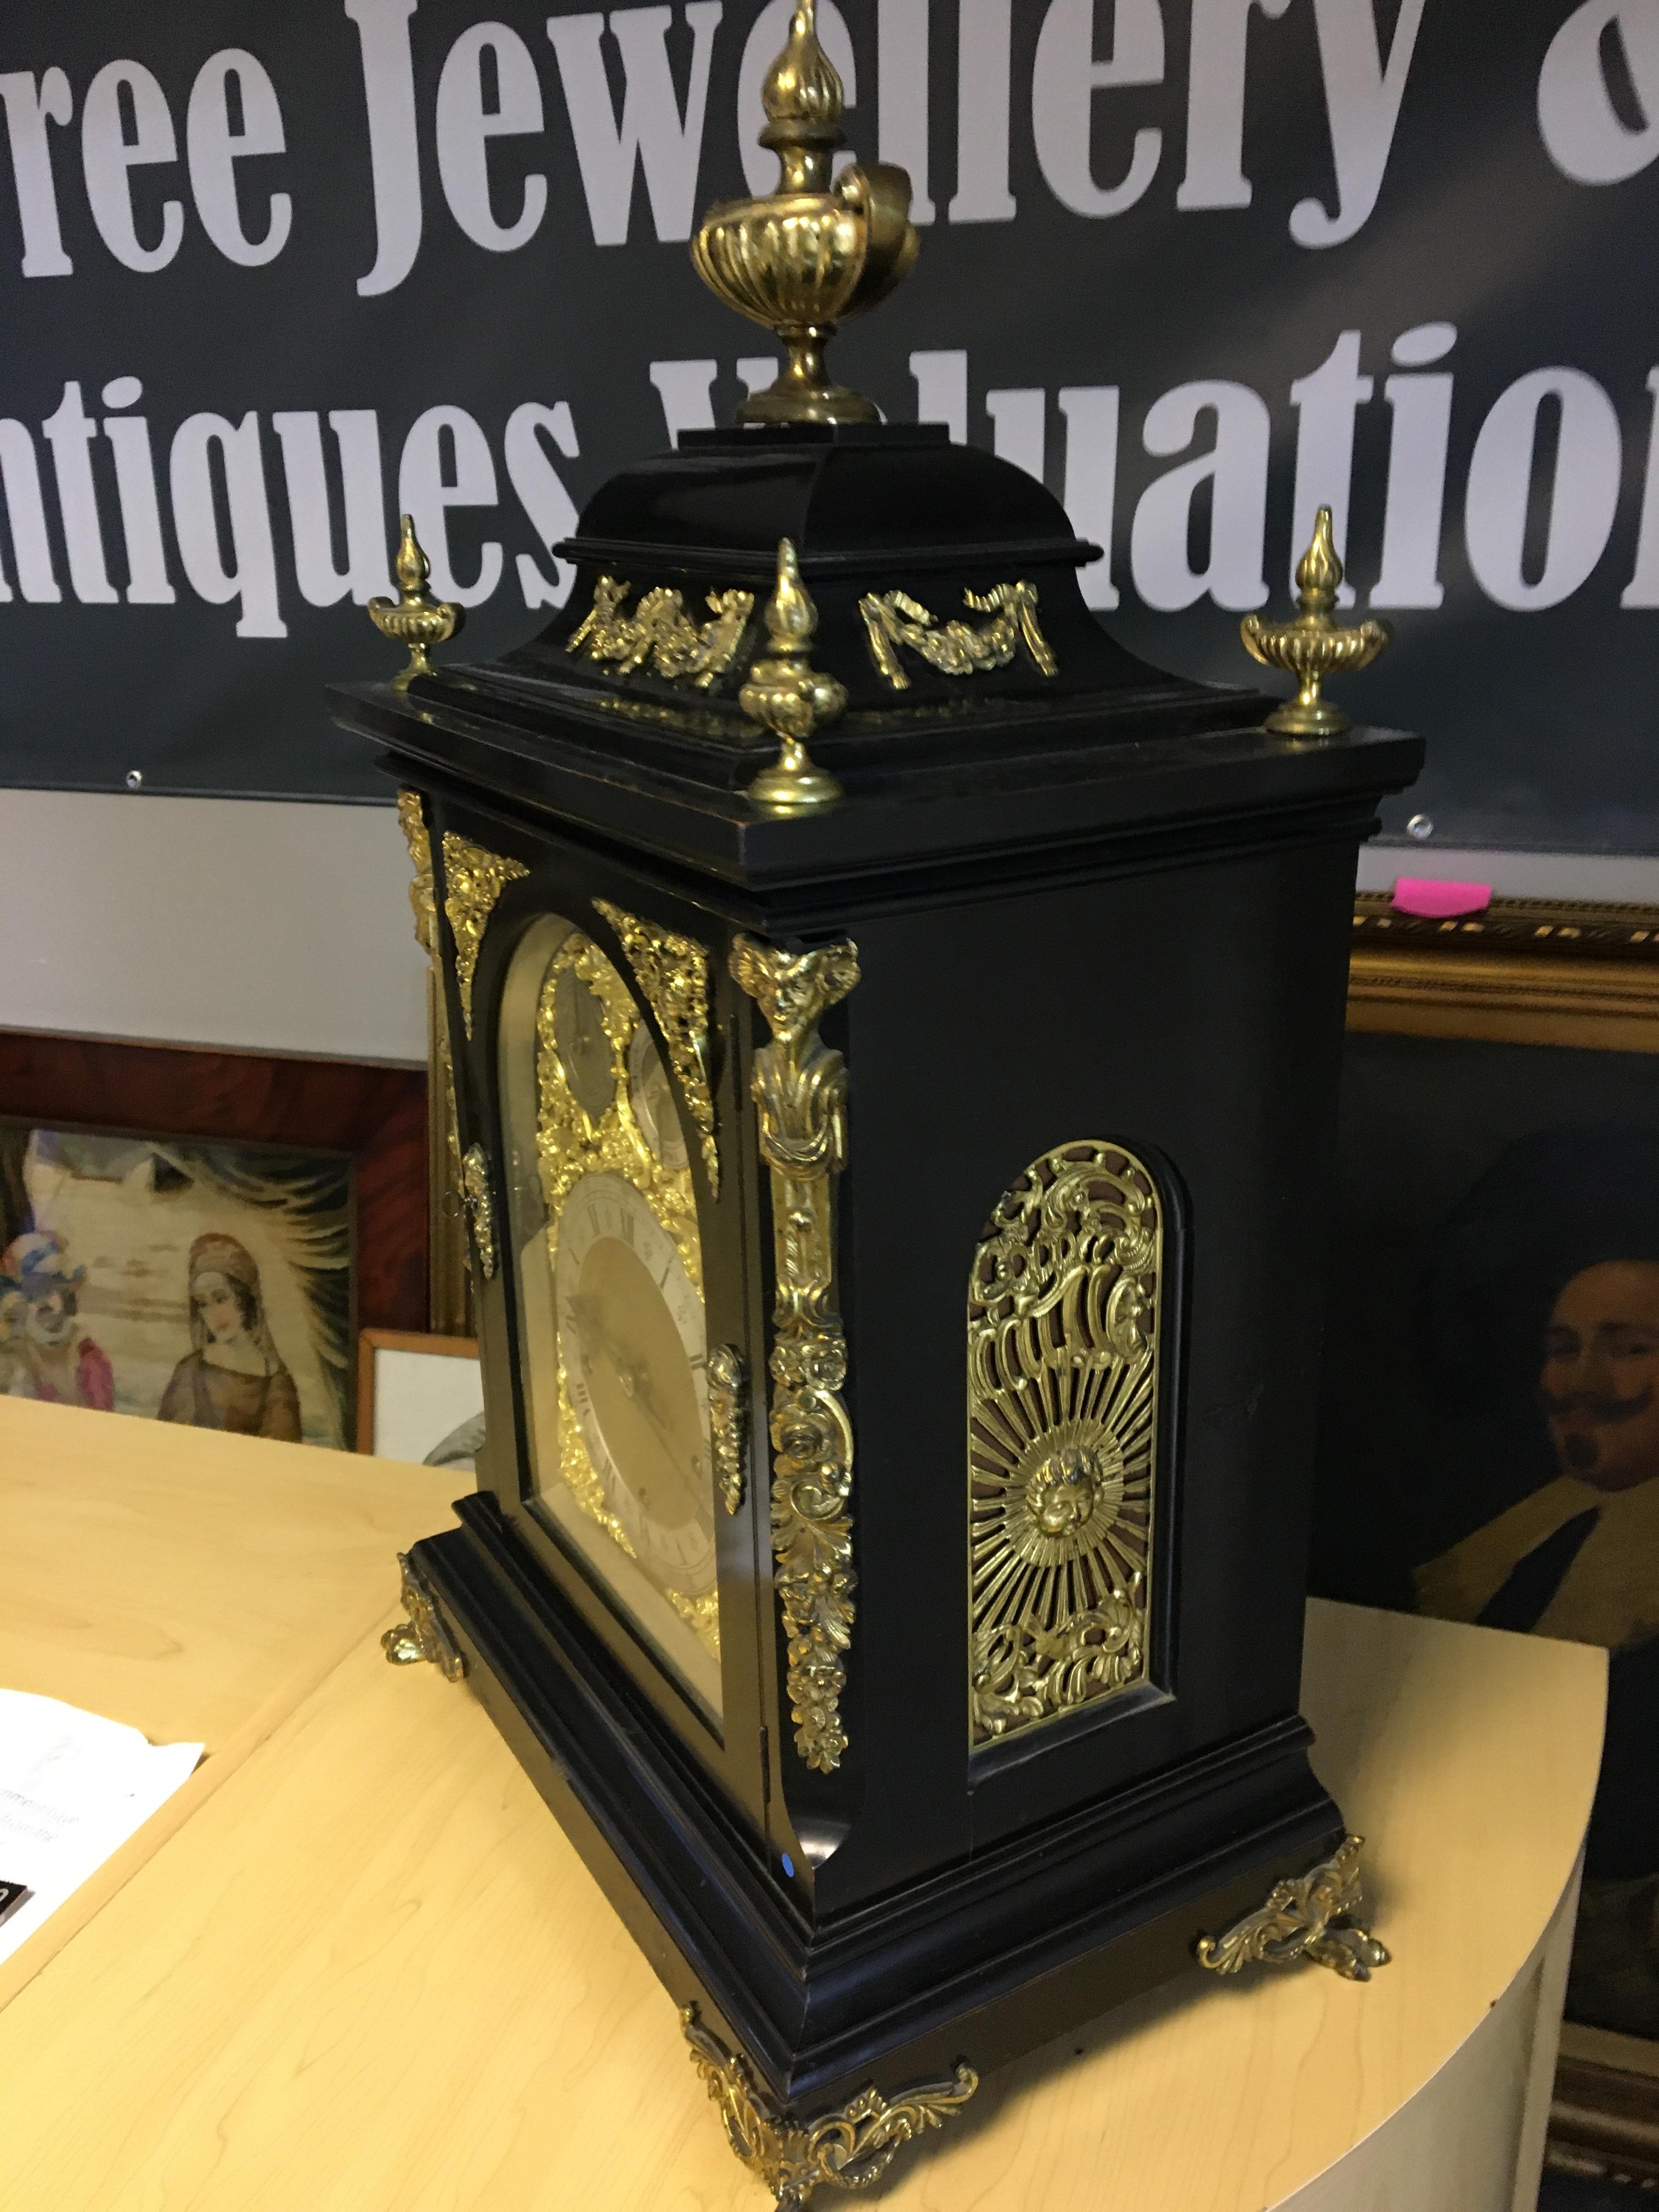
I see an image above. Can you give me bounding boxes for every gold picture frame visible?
[1347,891,1659,2182]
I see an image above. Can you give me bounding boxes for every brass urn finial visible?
[1239,508,1390,739]
[691,1,918,426]
[369,515,464,689]
[741,539,846,812]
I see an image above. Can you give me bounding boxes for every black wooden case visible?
[331,419,1421,2120]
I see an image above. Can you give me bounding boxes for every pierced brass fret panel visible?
[967,1141,1164,1747]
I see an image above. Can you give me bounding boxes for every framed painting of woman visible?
[0,1032,430,1449]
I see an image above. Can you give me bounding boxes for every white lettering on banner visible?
[548,4,724,248]
[43,382,117,605]
[739,1,856,196]
[1464,367,1622,612]
[5,337,1659,634]
[0,70,75,277]
[1539,0,1659,184]
[1621,369,1659,607]
[436,22,549,252]
[877,0,933,222]
[272,410,394,606]
[168,412,287,637]
[185,50,292,267]
[1058,385,1121,611]
[0,424,60,603]
[950,0,1017,222]
[650,358,719,442]
[506,400,581,606]
[1288,330,1372,605]
[1372,320,1455,610]
[101,377,176,605]
[81,60,185,274]
[986,388,1045,480]
[398,403,504,605]
[912,348,968,442]
[347,0,423,297]
[1031,0,1164,219]
[648,357,778,440]
[1177,0,1291,211]
[1292,0,1427,249]
[1131,380,1271,612]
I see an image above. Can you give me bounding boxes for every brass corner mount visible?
[691,1,918,427]
[369,514,464,689]
[1195,1833,1390,1982]
[1240,507,1390,740]
[741,539,846,815]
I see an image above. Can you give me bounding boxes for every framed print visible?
[357,1328,482,1470]
[0,1033,426,1448]
[1318,894,1659,2180]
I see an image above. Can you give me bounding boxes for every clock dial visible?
[500,918,721,1723]
[556,1172,715,1600]
[628,1022,690,1173]
[553,965,616,1121]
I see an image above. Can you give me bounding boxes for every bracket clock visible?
[336,8,1421,2202]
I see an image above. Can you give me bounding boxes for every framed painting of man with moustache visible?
[1316,895,1659,2181]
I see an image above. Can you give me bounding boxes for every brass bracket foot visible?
[1195,1833,1391,1982]
[381,1551,467,1682]
[680,2005,977,2209]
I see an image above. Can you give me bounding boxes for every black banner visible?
[1,0,1656,845]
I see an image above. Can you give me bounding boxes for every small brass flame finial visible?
[741,540,846,814]
[1240,508,1391,739]
[691,1,918,426]
[369,515,464,689]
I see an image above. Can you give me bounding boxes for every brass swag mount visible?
[1241,507,1391,738]
[567,576,754,689]
[692,0,917,427]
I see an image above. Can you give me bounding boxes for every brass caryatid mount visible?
[1240,508,1390,740]
[692,1,918,426]
[369,515,464,689]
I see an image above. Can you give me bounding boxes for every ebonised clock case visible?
[330,419,1423,2118]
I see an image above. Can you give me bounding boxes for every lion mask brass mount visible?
[1240,507,1390,740]
[691,0,918,426]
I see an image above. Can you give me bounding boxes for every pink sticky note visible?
[1391,877,1492,919]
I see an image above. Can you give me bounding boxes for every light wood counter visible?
[0,1396,456,2007]
[0,1402,1607,2210]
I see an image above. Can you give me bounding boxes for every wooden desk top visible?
[0,1397,456,2007]
[0,1406,1608,2211]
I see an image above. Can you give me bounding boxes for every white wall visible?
[0,792,426,1063]
[1,792,1652,1071]
[1356,844,1659,902]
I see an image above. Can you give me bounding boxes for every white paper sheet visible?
[0,1689,202,1965]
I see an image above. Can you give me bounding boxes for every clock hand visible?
[570,1295,684,1452]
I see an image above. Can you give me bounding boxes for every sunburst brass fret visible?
[967,1140,1164,1746]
